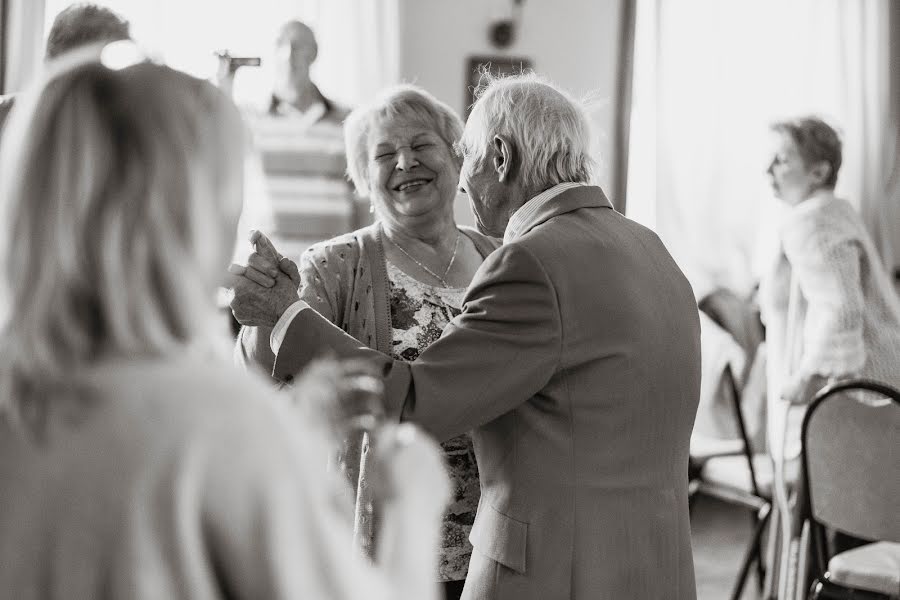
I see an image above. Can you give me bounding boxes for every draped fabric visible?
[626,0,898,298]
[0,0,7,92]
[302,0,400,106]
[1,0,44,94]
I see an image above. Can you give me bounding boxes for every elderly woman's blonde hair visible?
[0,55,246,421]
[459,72,599,192]
[344,84,463,198]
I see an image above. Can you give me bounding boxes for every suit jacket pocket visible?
[468,502,528,574]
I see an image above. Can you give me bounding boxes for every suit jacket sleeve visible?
[235,248,341,375]
[274,242,561,442]
[399,242,561,441]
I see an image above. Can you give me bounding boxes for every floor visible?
[692,495,767,600]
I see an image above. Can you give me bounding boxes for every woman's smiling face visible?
[366,114,460,227]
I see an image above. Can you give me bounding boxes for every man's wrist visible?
[270,300,311,355]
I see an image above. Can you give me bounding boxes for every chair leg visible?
[746,507,767,591]
[762,505,780,600]
[730,504,771,600]
[753,524,766,591]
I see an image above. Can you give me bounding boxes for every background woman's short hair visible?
[771,116,843,188]
[343,84,463,197]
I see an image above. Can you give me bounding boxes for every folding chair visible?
[800,379,900,600]
[690,363,773,600]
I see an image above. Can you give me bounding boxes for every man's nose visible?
[395,148,419,171]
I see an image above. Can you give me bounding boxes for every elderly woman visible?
[760,116,900,458]
[235,84,499,598]
[760,115,900,597]
[0,47,448,600]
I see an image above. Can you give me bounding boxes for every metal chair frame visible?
[690,363,772,600]
[800,378,900,600]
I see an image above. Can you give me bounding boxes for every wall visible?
[397,0,624,226]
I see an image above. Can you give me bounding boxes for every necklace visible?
[387,230,461,288]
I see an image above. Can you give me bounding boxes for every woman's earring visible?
[369,201,375,214]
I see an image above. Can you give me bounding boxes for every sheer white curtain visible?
[626,0,897,298]
[3,0,45,93]
[35,0,399,106]
[304,0,400,106]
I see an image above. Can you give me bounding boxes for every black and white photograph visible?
[0,1,898,599]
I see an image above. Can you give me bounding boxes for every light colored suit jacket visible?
[274,186,701,599]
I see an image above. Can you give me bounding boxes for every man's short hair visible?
[461,72,599,192]
[45,3,130,60]
[770,116,843,188]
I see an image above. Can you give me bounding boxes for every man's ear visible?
[492,135,514,183]
[810,160,831,187]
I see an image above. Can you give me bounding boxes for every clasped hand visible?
[225,230,301,328]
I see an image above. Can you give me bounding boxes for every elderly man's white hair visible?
[463,73,599,191]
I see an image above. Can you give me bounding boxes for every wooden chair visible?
[800,379,900,600]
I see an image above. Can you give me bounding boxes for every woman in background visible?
[0,45,448,600]
[761,115,900,456]
[760,116,900,593]
[236,84,499,600]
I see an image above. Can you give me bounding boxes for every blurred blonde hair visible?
[0,54,247,422]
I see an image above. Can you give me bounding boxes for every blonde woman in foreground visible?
[0,44,448,600]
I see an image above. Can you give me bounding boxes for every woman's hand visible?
[781,372,830,405]
[290,358,387,440]
[226,262,300,327]
[225,230,303,327]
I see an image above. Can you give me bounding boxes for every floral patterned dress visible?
[386,262,480,583]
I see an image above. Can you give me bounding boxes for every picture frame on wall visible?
[465,55,533,117]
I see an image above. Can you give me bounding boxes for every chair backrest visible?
[801,378,900,548]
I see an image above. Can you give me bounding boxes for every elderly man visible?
[267,20,348,124]
[217,20,346,126]
[0,3,130,132]
[230,74,701,599]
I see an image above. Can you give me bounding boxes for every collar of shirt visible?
[503,182,588,243]
[273,99,327,130]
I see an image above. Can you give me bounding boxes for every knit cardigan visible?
[236,221,500,554]
[759,191,900,459]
